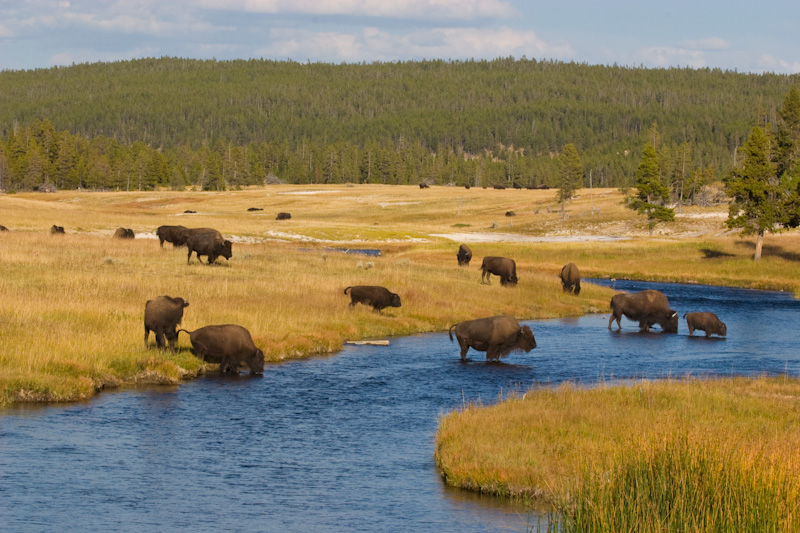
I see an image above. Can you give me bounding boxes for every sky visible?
[1,0,799,74]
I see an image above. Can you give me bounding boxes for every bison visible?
[560,263,581,295]
[608,289,678,333]
[178,324,264,374]
[50,225,65,234]
[247,207,263,211]
[113,227,135,239]
[0,225,9,231]
[186,230,232,265]
[457,244,472,267]
[276,212,292,220]
[344,286,401,312]
[684,312,727,337]
[449,316,537,362]
[156,225,190,247]
[419,182,430,189]
[480,256,518,286]
[144,295,189,350]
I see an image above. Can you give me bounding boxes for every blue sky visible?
[2,0,799,73]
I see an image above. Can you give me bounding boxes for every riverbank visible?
[2,185,799,406]
[435,376,800,530]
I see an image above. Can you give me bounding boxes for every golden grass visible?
[2,185,799,406]
[435,376,800,530]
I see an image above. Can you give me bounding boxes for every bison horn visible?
[670,311,677,318]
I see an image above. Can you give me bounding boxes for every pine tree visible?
[628,127,675,235]
[557,143,583,219]
[724,126,784,260]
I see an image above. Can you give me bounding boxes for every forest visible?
[0,57,798,192]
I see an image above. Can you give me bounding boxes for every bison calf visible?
[344,286,401,312]
[144,295,189,350]
[179,324,264,374]
[684,312,727,337]
[276,212,292,220]
[449,316,536,362]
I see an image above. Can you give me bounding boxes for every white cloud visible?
[262,26,570,62]
[638,46,706,69]
[679,37,731,51]
[757,54,800,74]
[197,0,517,19]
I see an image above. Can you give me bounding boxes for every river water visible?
[1,280,799,532]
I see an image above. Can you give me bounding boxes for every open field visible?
[435,376,800,530]
[1,184,799,406]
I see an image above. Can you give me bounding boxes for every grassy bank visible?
[2,185,799,406]
[435,377,800,530]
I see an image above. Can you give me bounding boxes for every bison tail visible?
[448,324,456,341]
[343,286,352,295]
[176,328,190,337]
[682,313,687,319]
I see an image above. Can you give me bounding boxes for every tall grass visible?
[435,377,800,531]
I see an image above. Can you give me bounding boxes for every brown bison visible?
[480,256,518,286]
[50,225,65,234]
[560,263,581,295]
[144,295,189,350]
[449,316,537,362]
[113,227,135,239]
[186,230,232,265]
[247,207,263,211]
[608,289,678,333]
[684,312,727,337]
[457,244,472,267]
[0,225,8,232]
[344,286,401,312]
[156,225,189,247]
[178,324,264,374]
[419,182,430,189]
[276,212,292,220]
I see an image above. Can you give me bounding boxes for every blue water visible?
[1,280,798,532]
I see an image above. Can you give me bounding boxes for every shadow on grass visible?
[700,248,735,259]
[735,240,800,261]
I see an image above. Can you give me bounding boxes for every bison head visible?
[221,240,233,260]
[248,349,265,374]
[718,322,727,336]
[390,293,402,308]
[663,311,679,333]
[517,325,537,352]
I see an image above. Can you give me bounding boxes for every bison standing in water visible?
[449,316,536,362]
[186,230,233,265]
[560,263,581,295]
[608,289,678,333]
[344,286,401,313]
[480,256,518,286]
[179,324,264,374]
[457,244,472,266]
[684,312,727,337]
[144,296,189,350]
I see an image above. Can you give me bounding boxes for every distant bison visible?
[419,182,430,189]
[113,227,135,239]
[457,244,472,267]
[480,256,518,286]
[179,324,264,374]
[560,263,581,295]
[156,225,189,247]
[0,225,9,231]
[493,185,506,190]
[247,207,263,211]
[464,184,471,189]
[276,212,292,220]
[50,225,65,234]
[183,210,196,214]
[684,312,726,337]
[505,211,516,217]
[186,229,232,265]
[449,315,537,362]
[609,289,678,333]
[344,286,401,312]
[144,295,189,350]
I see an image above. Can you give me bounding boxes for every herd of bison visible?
[29,221,726,374]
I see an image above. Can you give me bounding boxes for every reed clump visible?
[435,376,800,531]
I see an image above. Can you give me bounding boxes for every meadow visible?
[1,184,799,407]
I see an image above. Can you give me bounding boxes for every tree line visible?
[1,57,799,191]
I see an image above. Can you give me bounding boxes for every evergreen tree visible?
[557,143,583,219]
[724,126,784,260]
[628,127,675,234]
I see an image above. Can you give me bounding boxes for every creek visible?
[1,280,799,532]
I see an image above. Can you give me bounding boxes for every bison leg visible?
[574,283,581,296]
[608,312,621,330]
[165,328,178,351]
[486,345,498,362]
[154,327,166,349]
[481,270,490,284]
[457,339,470,362]
[207,254,217,265]
[187,249,193,264]
[144,325,151,348]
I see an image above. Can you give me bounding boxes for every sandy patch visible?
[431,232,629,243]
[277,190,336,196]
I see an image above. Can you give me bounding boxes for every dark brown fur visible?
[156,225,189,247]
[480,256,518,286]
[186,230,232,264]
[684,312,727,337]
[276,212,292,220]
[50,225,65,234]
[0,225,8,232]
[560,263,581,295]
[344,286,401,312]
[449,316,537,362]
[457,244,472,267]
[609,290,678,333]
[144,296,189,350]
[113,227,135,239]
[179,324,264,374]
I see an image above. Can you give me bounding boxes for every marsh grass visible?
[435,377,800,531]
